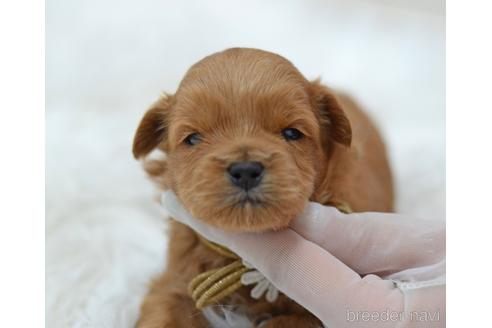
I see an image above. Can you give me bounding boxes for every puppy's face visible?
[133,49,351,232]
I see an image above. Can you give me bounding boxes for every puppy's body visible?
[133,48,393,327]
[314,94,393,212]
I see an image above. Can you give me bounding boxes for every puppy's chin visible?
[181,193,308,232]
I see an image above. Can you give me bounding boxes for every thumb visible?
[291,202,445,275]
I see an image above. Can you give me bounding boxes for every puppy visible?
[132,48,393,327]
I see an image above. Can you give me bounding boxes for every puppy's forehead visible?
[179,48,307,90]
[172,49,314,131]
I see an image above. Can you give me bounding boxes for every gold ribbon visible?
[188,235,253,309]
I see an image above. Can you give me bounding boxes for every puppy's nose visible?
[227,161,264,190]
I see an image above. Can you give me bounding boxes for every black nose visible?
[227,161,264,190]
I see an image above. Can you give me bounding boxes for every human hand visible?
[161,191,445,327]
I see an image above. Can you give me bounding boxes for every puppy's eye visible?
[183,133,202,146]
[281,128,303,141]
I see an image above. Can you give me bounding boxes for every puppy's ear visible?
[132,94,174,159]
[309,80,352,147]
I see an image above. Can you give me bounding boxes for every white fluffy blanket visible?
[46,1,444,327]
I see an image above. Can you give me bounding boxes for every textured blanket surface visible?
[46,1,445,327]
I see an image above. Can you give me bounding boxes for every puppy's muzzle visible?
[227,161,264,191]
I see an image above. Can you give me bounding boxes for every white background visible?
[44,0,446,326]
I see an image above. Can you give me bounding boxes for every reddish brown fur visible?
[132,48,393,327]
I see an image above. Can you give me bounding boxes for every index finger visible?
[205,227,404,327]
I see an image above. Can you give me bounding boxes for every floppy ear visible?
[309,80,352,147]
[132,94,174,159]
